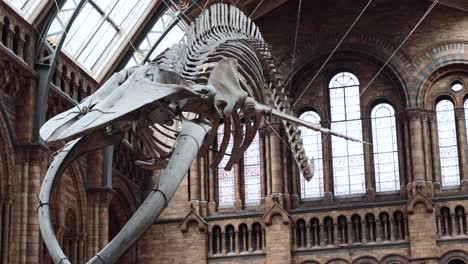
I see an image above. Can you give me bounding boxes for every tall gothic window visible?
[217,125,235,207]
[436,99,460,187]
[299,111,324,198]
[330,72,365,196]
[244,133,261,205]
[371,103,400,192]
[217,125,261,207]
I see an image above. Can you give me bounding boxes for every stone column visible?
[259,130,267,200]
[306,224,311,247]
[361,221,367,244]
[451,214,457,237]
[408,110,425,181]
[221,232,226,255]
[408,204,437,261]
[98,191,113,249]
[389,217,395,241]
[189,158,200,201]
[435,215,441,238]
[208,150,217,214]
[333,221,338,245]
[455,108,468,190]
[395,114,407,196]
[321,120,333,202]
[428,113,441,192]
[234,164,242,210]
[248,229,253,253]
[270,125,283,194]
[208,232,213,256]
[421,113,433,182]
[362,117,374,198]
[347,221,353,244]
[319,224,325,246]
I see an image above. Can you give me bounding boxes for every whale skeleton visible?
[38,4,367,263]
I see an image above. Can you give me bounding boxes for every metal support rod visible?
[34,0,89,145]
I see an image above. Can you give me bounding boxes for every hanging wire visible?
[359,0,439,96]
[288,0,302,92]
[248,0,265,19]
[292,0,374,106]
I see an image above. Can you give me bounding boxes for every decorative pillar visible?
[361,221,367,244]
[248,229,253,253]
[408,110,425,181]
[362,117,374,198]
[455,108,468,190]
[221,232,226,255]
[320,224,326,246]
[333,221,338,245]
[451,214,457,237]
[234,163,242,210]
[389,217,395,241]
[421,113,433,182]
[428,113,441,192]
[347,221,353,244]
[396,114,407,196]
[321,120,333,202]
[306,224,311,247]
[208,150,217,214]
[270,124,283,194]
[208,232,213,256]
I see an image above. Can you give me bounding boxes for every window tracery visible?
[330,72,365,196]
[436,99,460,187]
[371,103,400,192]
[299,111,324,198]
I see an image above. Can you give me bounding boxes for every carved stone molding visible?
[179,210,208,233]
[263,202,291,226]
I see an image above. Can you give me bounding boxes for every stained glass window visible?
[217,125,235,207]
[244,133,261,205]
[437,99,460,187]
[371,103,400,192]
[330,72,365,196]
[6,0,46,21]
[299,111,324,198]
[46,0,154,77]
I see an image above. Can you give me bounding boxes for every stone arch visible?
[352,256,379,264]
[439,250,468,264]
[301,261,320,264]
[326,258,350,264]
[380,254,409,264]
[413,42,468,107]
[286,33,411,107]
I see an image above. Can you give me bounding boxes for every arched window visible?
[330,72,365,196]
[217,125,235,207]
[371,103,400,192]
[244,132,261,205]
[217,125,261,207]
[436,99,460,187]
[299,111,323,198]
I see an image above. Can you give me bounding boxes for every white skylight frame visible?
[6,0,48,22]
[46,0,158,79]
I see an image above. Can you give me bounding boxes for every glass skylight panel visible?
[124,8,186,68]
[7,0,46,21]
[46,0,153,77]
